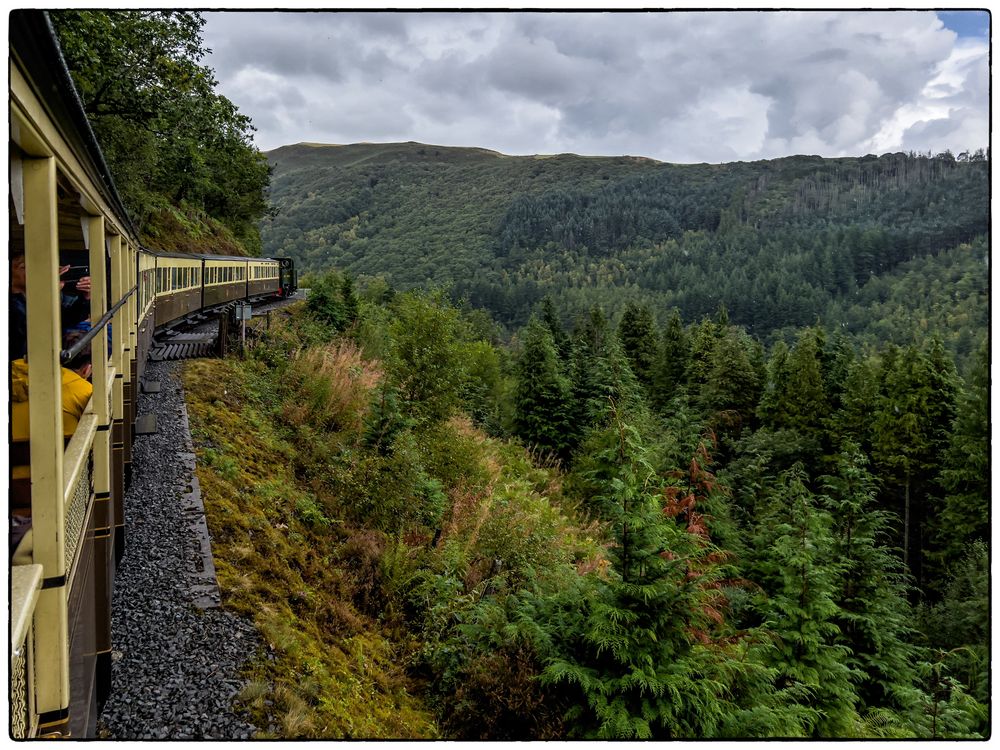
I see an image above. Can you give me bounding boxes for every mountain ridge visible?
[259,142,988,371]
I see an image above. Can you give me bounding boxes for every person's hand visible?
[58,264,70,290]
[76,276,92,300]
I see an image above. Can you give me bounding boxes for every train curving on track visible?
[9,11,296,737]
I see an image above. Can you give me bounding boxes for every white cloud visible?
[202,10,988,162]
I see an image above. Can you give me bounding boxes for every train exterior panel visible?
[136,251,156,382]
[9,12,296,738]
[247,258,280,298]
[202,257,249,308]
[153,254,203,328]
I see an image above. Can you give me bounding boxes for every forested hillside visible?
[184,278,989,739]
[261,143,987,373]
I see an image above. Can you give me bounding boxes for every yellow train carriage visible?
[202,256,249,308]
[152,253,202,328]
[10,11,137,737]
[136,251,156,381]
[248,258,281,298]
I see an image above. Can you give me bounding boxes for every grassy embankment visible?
[181,300,604,738]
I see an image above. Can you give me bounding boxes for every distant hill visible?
[260,141,988,371]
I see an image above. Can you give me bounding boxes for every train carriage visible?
[202,256,249,308]
[152,253,203,328]
[136,251,156,380]
[248,257,280,298]
[8,11,295,738]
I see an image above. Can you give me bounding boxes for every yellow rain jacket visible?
[10,358,93,441]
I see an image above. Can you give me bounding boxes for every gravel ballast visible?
[97,358,262,740]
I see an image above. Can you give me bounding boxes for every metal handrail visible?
[59,284,136,364]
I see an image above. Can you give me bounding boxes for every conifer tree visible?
[749,466,861,737]
[757,340,791,427]
[684,318,722,389]
[541,411,742,738]
[821,446,923,717]
[872,344,955,582]
[821,331,857,414]
[651,307,689,409]
[934,338,989,572]
[616,301,659,391]
[512,316,575,458]
[340,273,359,327]
[538,296,570,361]
[700,327,761,438]
[830,357,879,454]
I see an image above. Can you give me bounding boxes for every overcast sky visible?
[201,9,989,164]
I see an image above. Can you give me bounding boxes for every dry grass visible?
[282,341,382,434]
[182,357,437,739]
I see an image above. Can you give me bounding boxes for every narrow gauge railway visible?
[9,11,297,738]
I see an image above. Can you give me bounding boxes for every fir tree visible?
[541,411,748,738]
[821,446,923,718]
[651,307,689,409]
[933,338,989,572]
[700,327,761,439]
[616,301,659,391]
[872,344,956,583]
[512,316,575,458]
[538,295,570,361]
[749,466,862,737]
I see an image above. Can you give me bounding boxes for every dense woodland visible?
[47,9,989,740]
[264,143,987,375]
[185,275,988,739]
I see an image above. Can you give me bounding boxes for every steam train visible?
[9,10,295,737]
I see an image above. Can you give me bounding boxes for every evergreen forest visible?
[261,142,988,375]
[183,272,989,739]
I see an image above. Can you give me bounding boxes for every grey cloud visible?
[203,10,987,161]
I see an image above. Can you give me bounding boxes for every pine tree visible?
[541,412,749,738]
[685,318,721,390]
[831,356,879,454]
[700,327,761,439]
[872,344,956,584]
[933,338,988,572]
[821,446,923,717]
[757,340,791,427]
[770,327,831,469]
[538,295,570,361]
[340,273,359,327]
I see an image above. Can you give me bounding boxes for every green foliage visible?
[512,317,574,457]
[934,338,989,567]
[651,307,689,409]
[820,447,922,715]
[616,301,659,390]
[748,466,862,736]
[183,267,987,740]
[385,290,468,426]
[307,269,359,331]
[52,10,270,252]
[262,144,987,368]
[541,415,755,738]
[916,542,990,708]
